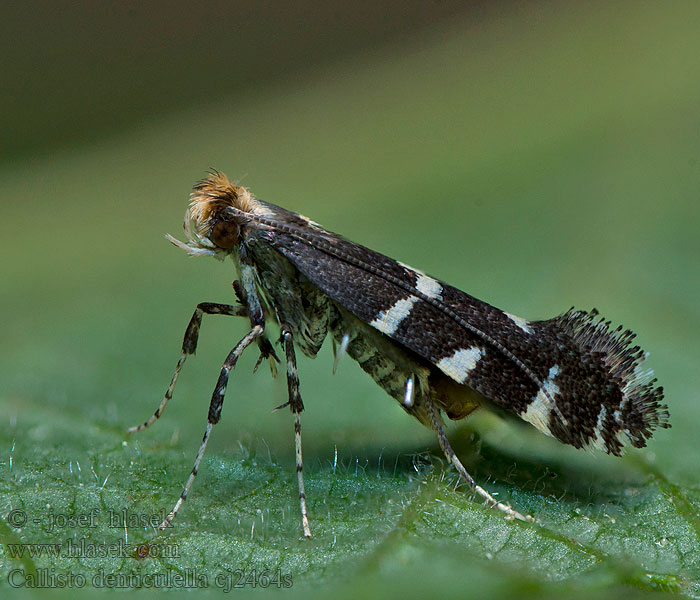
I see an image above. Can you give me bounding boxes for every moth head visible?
[166,170,253,258]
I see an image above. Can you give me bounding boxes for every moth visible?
[130,170,669,537]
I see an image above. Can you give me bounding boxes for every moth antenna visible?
[425,397,533,523]
[332,333,351,374]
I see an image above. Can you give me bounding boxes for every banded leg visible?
[159,324,264,531]
[281,326,312,538]
[128,303,247,433]
[233,279,280,375]
[425,397,534,523]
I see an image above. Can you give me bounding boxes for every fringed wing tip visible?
[555,308,670,452]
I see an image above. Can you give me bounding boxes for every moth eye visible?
[210,220,239,249]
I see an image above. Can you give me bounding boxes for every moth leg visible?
[253,335,280,376]
[425,397,534,523]
[159,324,264,531]
[128,303,248,433]
[281,325,312,538]
[234,279,279,375]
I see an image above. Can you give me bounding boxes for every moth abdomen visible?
[329,303,484,427]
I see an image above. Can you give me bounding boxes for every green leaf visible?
[2,2,699,597]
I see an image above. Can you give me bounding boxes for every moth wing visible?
[267,225,539,407]
[264,214,667,456]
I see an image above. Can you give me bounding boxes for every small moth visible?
[130,170,669,537]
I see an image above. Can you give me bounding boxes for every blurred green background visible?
[1,1,699,597]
